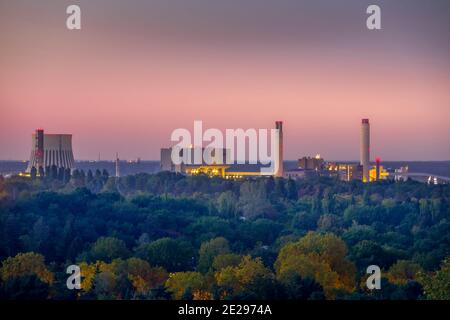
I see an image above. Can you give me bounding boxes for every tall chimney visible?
[35,129,44,170]
[375,157,381,181]
[275,121,284,177]
[360,119,370,182]
[115,153,120,178]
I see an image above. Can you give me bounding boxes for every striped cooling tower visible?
[27,131,75,172]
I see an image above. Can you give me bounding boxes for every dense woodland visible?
[0,168,449,300]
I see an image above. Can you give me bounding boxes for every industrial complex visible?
[20,118,440,183]
[21,119,392,183]
[160,119,389,182]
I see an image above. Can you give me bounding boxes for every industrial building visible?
[160,121,284,178]
[298,155,324,171]
[159,119,390,182]
[26,129,75,173]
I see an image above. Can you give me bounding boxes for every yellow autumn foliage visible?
[0,252,54,284]
[275,232,356,298]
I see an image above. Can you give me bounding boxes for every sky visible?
[0,0,449,161]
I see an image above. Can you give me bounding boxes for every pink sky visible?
[1,1,449,160]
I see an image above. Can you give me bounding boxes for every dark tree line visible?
[0,172,448,299]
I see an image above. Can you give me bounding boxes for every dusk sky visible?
[1,0,449,161]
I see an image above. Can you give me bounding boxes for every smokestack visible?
[360,119,370,182]
[275,121,284,177]
[115,153,120,178]
[35,129,44,170]
[375,157,381,181]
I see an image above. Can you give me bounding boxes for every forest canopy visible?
[0,171,449,300]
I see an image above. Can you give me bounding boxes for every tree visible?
[165,272,206,300]
[265,176,275,194]
[216,191,238,218]
[102,169,109,182]
[136,238,194,272]
[274,178,287,198]
[212,254,243,271]
[88,237,130,262]
[279,274,324,300]
[198,237,230,273]
[275,232,356,298]
[286,178,298,200]
[64,168,71,183]
[321,189,334,214]
[0,252,54,285]
[86,170,94,184]
[387,260,423,285]
[126,258,168,296]
[95,169,102,180]
[58,167,65,181]
[51,165,58,180]
[0,274,50,300]
[38,166,45,179]
[215,256,274,299]
[311,193,321,215]
[238,181,274,219]
[30,167,37,180]
[418,257,450,300]
[349,240,398,270]
[317,214,343,233]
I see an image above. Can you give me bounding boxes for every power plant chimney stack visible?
[35,129,44,170]
[375,157,381,181]
[115,153,120,178]
[275,121,284,177]
[360,119,370,182]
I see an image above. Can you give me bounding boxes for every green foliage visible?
[136,238,194,272]
[419,257,450,300]
[198,237,230,273]
[86,237,130,263]
[275,232,356,298]
[0,172,449,300]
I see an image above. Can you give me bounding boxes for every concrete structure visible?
[394,166,409,182]
[326,163,363,182]
[375,157,381,181]
[160,147,230,173]
[298,155,324,171]
[161,121,284,178]
[27,129,75,172]
[360,119,370,182]
[115,153,120,178]
[275,121,284,177]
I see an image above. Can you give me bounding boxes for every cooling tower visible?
[360,119,370,182]
[27,129,75,172]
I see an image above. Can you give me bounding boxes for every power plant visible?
[21,119,387,182]
[160,121,284,178]
[26,129,75,173]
